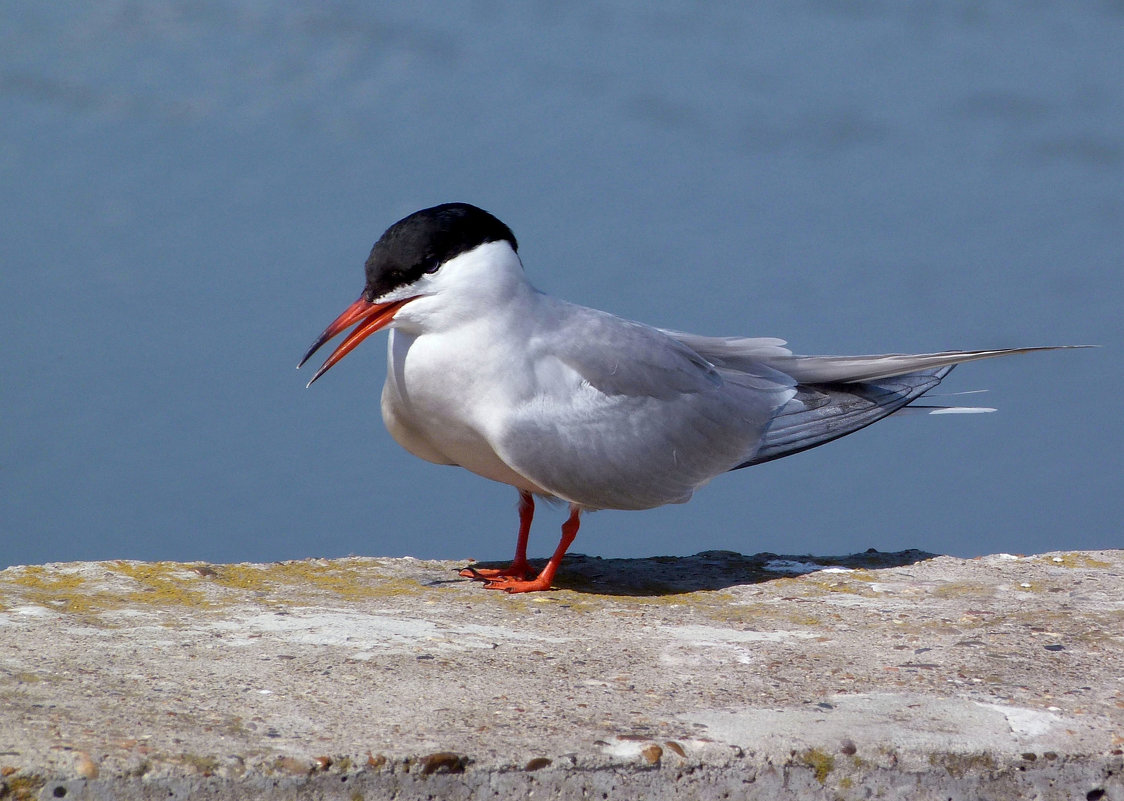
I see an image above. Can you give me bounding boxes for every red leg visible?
[460,491,534,581]
[482,504,581,593]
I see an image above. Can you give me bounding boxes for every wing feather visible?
[495,306,795,510]
[736,367,950,468]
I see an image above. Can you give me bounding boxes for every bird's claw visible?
[481,575,553,594]
[459,563,530,582]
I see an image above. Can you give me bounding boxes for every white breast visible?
[380,313,552,496]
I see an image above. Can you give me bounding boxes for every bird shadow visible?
[463,548,938,596]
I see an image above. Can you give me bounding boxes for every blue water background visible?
[1,3,1120,569]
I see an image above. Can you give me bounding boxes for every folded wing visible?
[663,336,1079,469]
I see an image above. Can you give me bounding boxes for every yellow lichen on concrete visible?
[5,565,86,592]
[109,561,211,609]
[1039,553,1113,569]
[798,747,835,784]
[802,577,871,596]
[204,559,429,602]
[175,753,222,776]
[0,772,46,801]
[0,565,105,615]
[0,558,453,620]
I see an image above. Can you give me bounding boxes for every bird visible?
[299,202,1075,593]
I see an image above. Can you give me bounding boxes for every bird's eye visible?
[422,257,440,274]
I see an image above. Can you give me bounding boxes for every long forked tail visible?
[735,346,1085,469]
[767,345,1080,384]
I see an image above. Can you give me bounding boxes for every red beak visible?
[298,295,414,386]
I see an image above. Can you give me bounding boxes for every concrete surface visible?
[0,548,1121,800]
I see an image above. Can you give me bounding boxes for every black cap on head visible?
[363,203,518,301]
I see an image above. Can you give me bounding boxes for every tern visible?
[300,203,1073,593]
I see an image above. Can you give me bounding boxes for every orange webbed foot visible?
[480,573,554,594]
[460,499,579,595]
[458,560,530,582]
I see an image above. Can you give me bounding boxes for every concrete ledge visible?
[1,549,1121,800]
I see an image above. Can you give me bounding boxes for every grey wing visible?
[658,331,796,371]
[496,308,796,510]
[664,337,1080,469]
[735,366,951,468]
[551,309,724,398]
[661,335,1073,384]
[764,346,1077,383]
